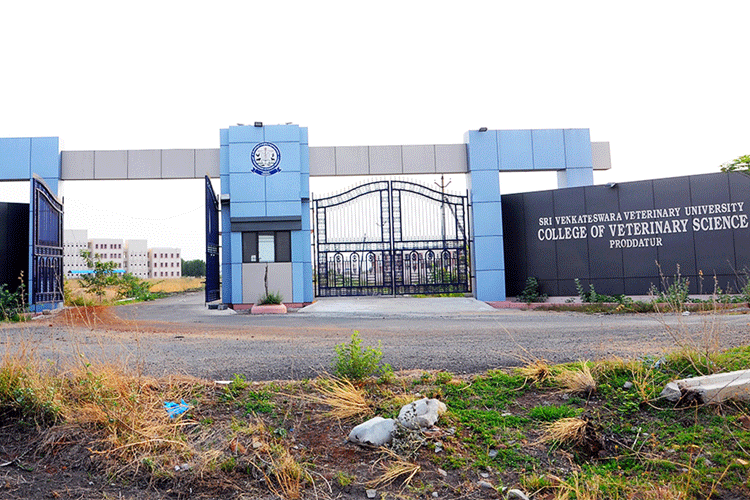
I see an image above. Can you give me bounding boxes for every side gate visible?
[32,175,64,306]
[205,175,220,303]
[314,179,471,297]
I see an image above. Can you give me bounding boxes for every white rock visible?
[507,488,530,500]
[661,382,682,402]
[398,398,447,430]
[478,480,494,489]
[366,489,378,499]
[348,417,396,447]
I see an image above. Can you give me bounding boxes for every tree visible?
[79,250,120,302]
[181,259,206,277]
[720,154,750,173]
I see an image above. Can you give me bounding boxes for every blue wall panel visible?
[265,124,301,143]
[474,235,505,272]
[469,169,500,203]
[291,230,308,262]
[228,125,264,143]
[475,269,506,302]
[464,130,499,171]
[230,172,266,202]
[292,262,304,303]
[231,201,266,218]
[30,137,60,180]
[220,128,229,147]
[220,173,230,195]
[557,168,594,188]
[274,142,301,173]
[228,143,258,173]
[220,144,229,175]
[265,171,301,202]
[532,129,566,170]
[0,138,31,179]
[498,129,533,171]
[472,202,503,238]
[303,263,313,302]
[231,263,243,304]
[563,129,593,168]
[266,201,302,217]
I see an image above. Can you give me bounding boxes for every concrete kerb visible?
[296,296,496,316]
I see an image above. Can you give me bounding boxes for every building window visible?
[242,231,291,263]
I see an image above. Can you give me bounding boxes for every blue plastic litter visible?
[164,399,190,418]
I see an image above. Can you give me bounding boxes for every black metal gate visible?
[32,175,63,305]
[314,179,470,296]
[205,175,220,303]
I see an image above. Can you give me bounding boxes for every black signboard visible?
[502,172,750,297]
[0,202,30,294]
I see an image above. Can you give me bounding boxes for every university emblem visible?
[250,142,281,176]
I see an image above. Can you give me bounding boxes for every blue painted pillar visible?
[465,128,596,301]
[464,130,506,302]
[219,124,311,306]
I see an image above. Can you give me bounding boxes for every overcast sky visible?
[1,1,748,260]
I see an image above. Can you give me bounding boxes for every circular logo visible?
[250,142,281,176]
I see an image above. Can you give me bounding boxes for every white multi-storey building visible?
[148,247,182,278]
[124,240,149,279]
[63,231,182,279]
[63,229,89,278]
[89,238,124,271]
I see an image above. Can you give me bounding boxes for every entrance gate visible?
[314,179,471,297]
[32,176,64,305]
[205,175,220,303]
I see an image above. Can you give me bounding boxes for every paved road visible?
[4,292,749,381]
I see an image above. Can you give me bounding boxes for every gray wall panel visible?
[127,150,161,179]
[195,149,220,177]
[591,142,611,171]
[162,149,195,178]
[369,145,403,174]
[435,144,468,173]
[309,147,336,176]
[61,151,94,180]
[335,146,369,175]
[402,145,436,173]
[94,150,127,179]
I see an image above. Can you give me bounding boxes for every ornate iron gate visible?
[205,175,220,303]
[314,180,470,296]
[32,176,63,305]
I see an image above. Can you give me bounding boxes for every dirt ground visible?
[3,297,750,499]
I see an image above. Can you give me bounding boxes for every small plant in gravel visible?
[333,331,391,381]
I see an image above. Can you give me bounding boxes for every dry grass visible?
[368,448,421,488]
[517,358,553,384]
[540,417,588,446]
[147,277,203,294]
[65,277,203,303]
[304,377,372,421]
[555,361,596,395]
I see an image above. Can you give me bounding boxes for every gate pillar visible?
[219,124,312,308]
[0,137,62,311]
[465,128,595,301]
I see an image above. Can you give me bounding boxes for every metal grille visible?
[205,175,220,303]
[32,177,64,304]
[314,179,470,296]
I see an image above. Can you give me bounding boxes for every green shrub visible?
[575,278,631,304]
[517,277,547,303]
[257,291,284,305]
[333,331,388,381]
[0,280,27,322]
